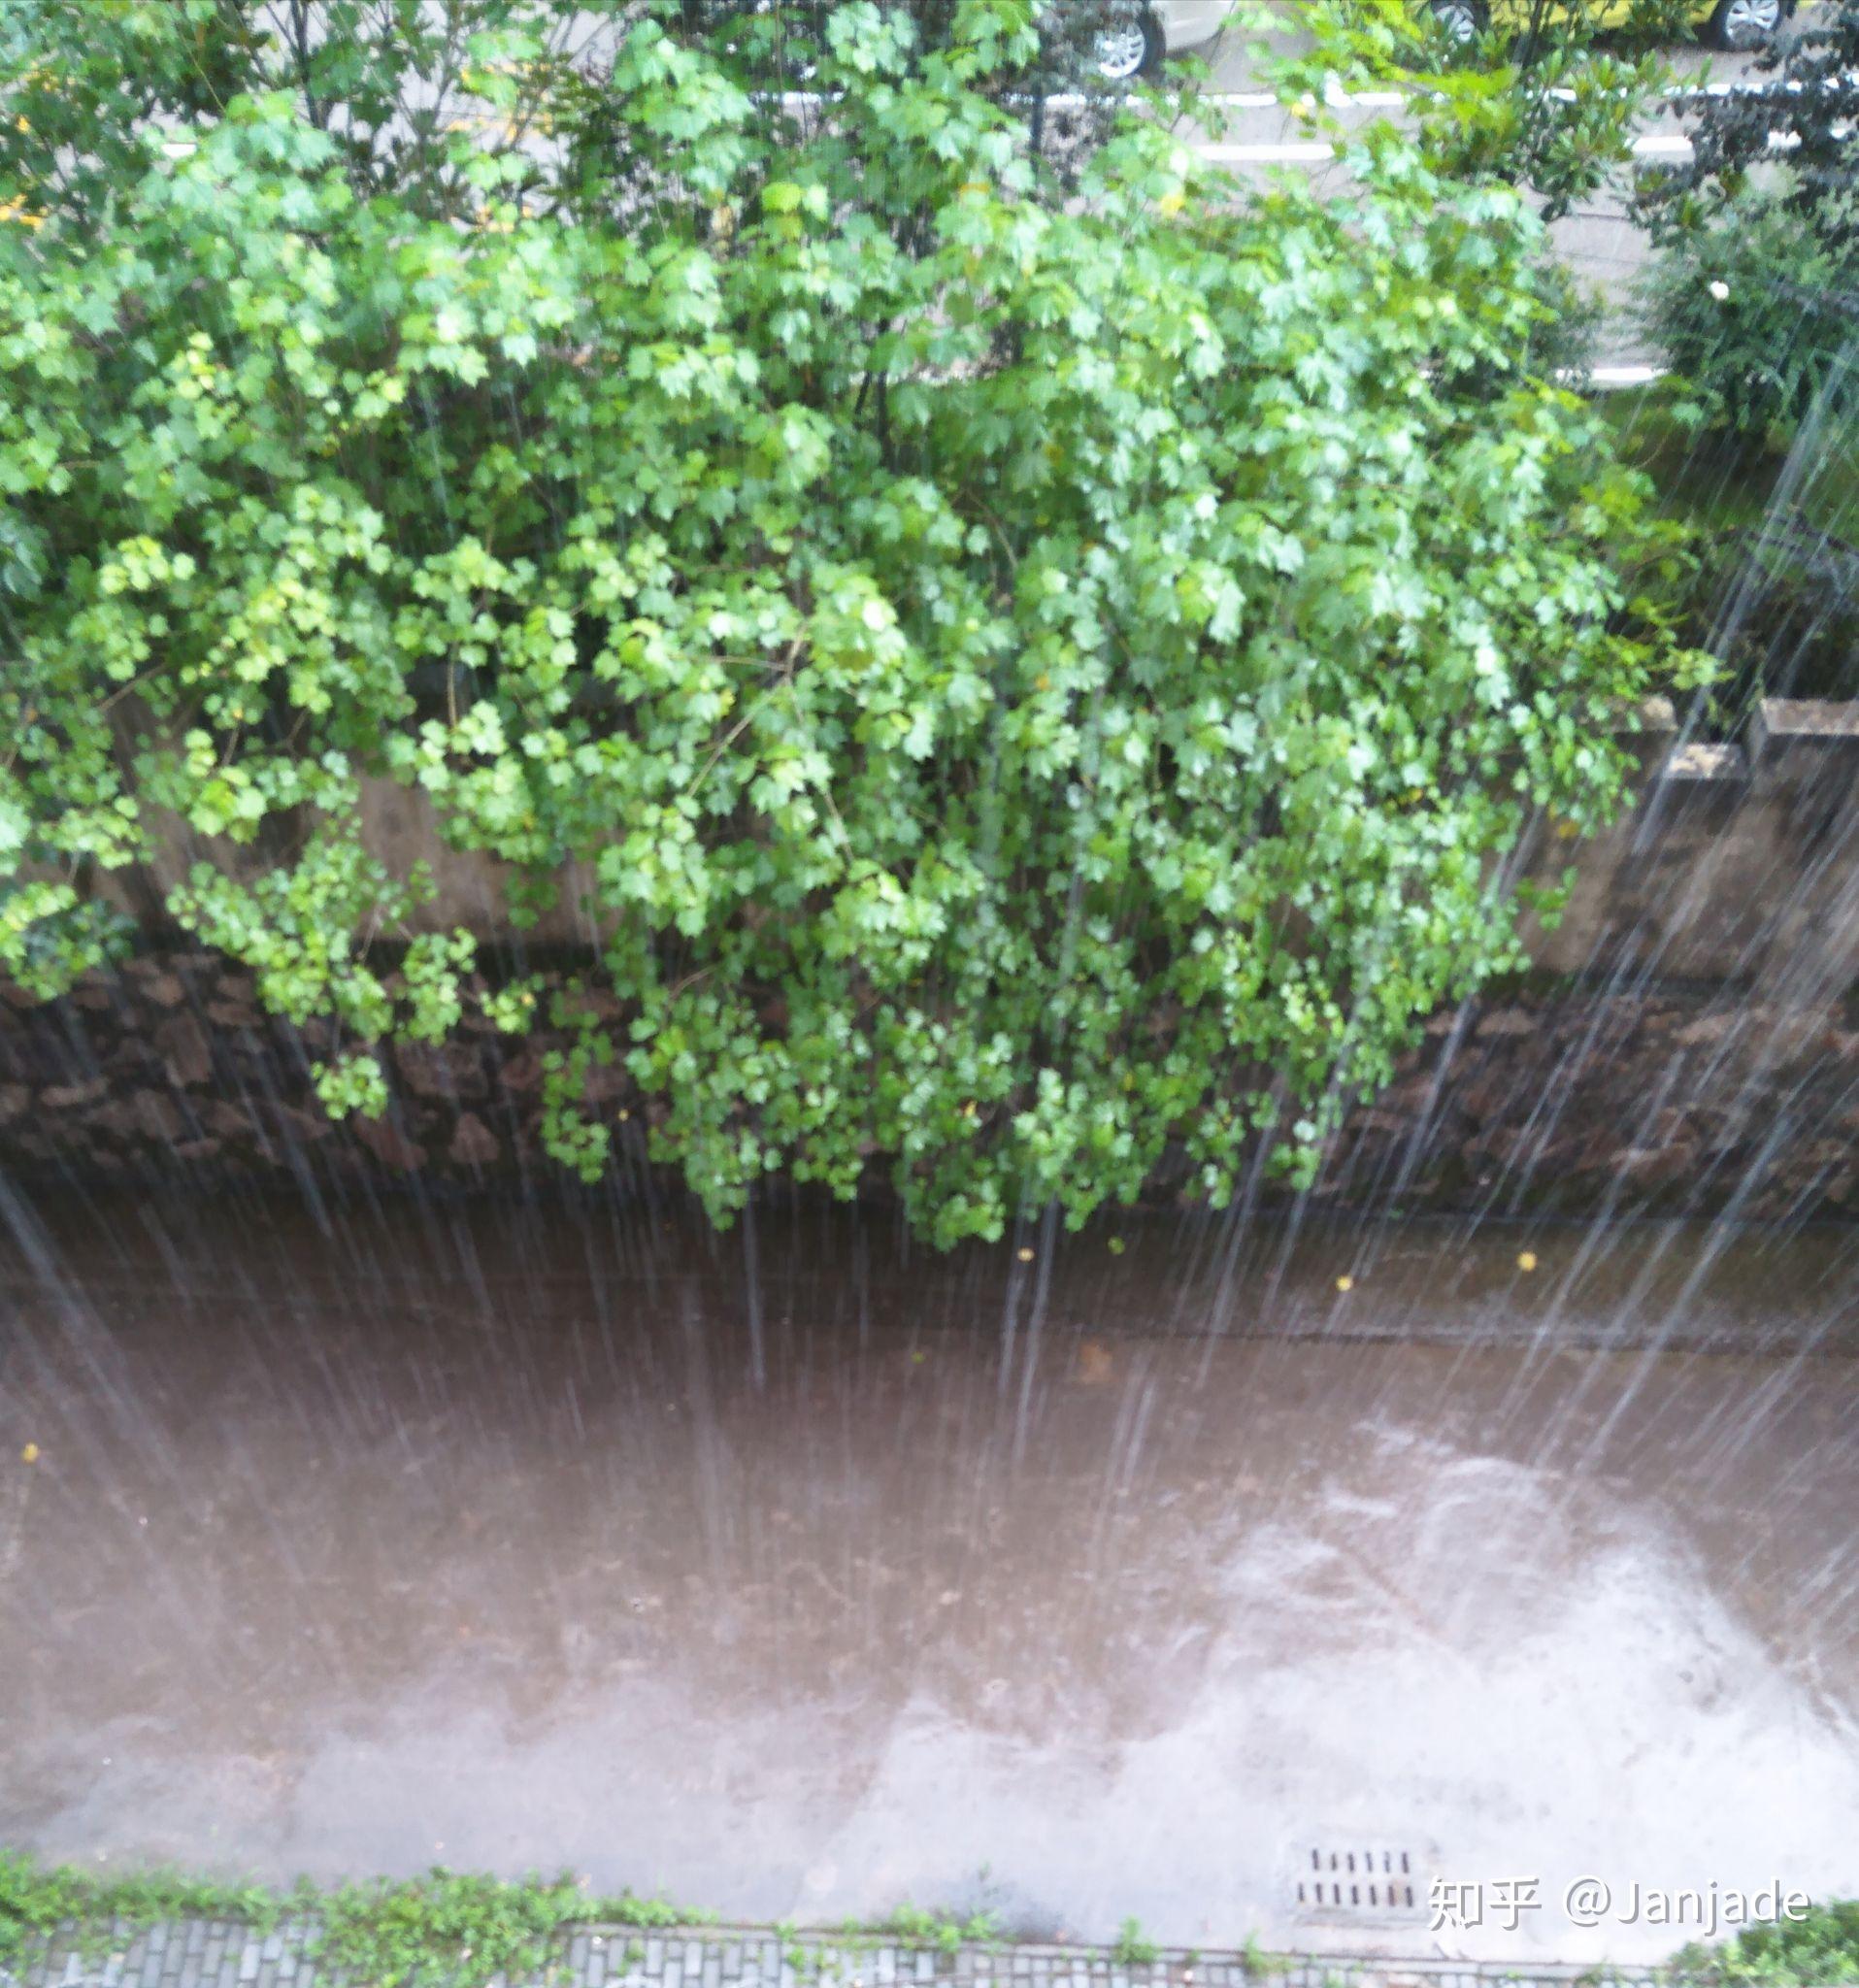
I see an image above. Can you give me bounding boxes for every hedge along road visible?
[765,23,1795,372]
[751,26,1797,373]
[415,10,1795,376]
[2,1191,1858,1968]
[1175,25,1800,374]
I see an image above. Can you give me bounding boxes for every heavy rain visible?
[1,2,1857,1983]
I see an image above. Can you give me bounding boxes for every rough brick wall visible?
[4,952,1855,1221]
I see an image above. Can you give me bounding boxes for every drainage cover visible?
[1293,1845,1430,1924]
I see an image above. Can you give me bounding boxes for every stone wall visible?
[3,946,1854,1221]
[1514,697,1859,990]
[4,694,1857,1217]
[0,952,590,1192]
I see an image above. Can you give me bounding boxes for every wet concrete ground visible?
[1,1192,1856,1966]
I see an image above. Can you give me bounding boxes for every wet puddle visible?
[2,1192,1856,1964]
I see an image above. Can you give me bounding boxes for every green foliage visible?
[1111,1916,1159,1967]
[317,1871,587,1988]
[1637,1,1859,242]
[1672,1901,1859,1984]
[0,1849,277,1965]
[1,1850,690,1987]
[1283,0,1678,224]
[314,1048,392,1119]
[1241,1934,1289,1978]
[0,0,1695,1244]
[1643,176,1859,443]
[1636,3,1859,447]
[880,1903,1000,1952]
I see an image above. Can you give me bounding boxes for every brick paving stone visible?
[2,1917,1661,1988]
[137,1928,167,1988]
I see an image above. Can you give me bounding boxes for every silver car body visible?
[1152,0,1238,51]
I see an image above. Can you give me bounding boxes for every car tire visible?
[1703,0,1783,47]
[1093,4,1165,82]
[1428,0,1487,43]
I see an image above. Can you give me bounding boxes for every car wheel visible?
[1093,5,1164,81]
[1428,0,1486,42]
[1704,0,1782,46]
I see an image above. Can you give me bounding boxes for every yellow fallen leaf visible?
[1335,1275,1353,1293]
[21,1442,39,1464]
[1517,1250,1538,1272]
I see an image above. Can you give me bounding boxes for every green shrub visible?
[1643,176,1859,443]
[315,1871,652,1988]
[880,1903,999,1952]
[1,1852,690,1988]
[0,1850,276,1965]
[0,0,1700,1246]
[1673,1900,1859,1984]
[1112,1916,1159,1967]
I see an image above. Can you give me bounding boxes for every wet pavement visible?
[1,1191,1856,1967]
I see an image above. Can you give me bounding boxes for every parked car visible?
[1425,0,1789,48]
[1093,0,1784,75]
[1088,1,1235,78]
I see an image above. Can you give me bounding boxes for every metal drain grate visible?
[1295,1845,1428,1921]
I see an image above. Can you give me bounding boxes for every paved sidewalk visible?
[2,1921,1662,1988]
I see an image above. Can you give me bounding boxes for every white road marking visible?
[1201,129,1710,159]
[771,72,1851,112]
[1199,140,1341,159]
[1198,124,1828,162]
